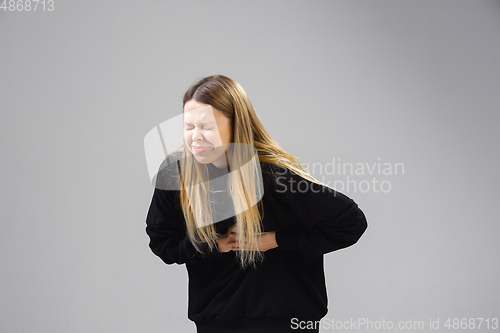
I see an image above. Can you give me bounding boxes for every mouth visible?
[192,146,212,153]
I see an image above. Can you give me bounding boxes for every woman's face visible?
[183,99,233,168]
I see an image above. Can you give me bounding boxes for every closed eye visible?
[185,125,213,130]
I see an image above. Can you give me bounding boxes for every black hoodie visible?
[145,160,368,333]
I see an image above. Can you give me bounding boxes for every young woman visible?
[145,75,368,333]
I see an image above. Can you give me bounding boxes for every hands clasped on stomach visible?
[217,224,278,253]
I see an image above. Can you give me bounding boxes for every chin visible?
[192,157,209,164]
[192,155,215,165]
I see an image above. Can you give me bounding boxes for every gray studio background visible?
[1,1,499,332]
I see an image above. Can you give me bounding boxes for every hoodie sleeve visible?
[268,165,368,256]
[145,187,220,265]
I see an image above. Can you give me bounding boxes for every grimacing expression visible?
[183,100,233,168]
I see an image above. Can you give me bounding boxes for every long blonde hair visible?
[169,74,328,269]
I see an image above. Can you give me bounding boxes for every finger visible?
[232,241,244,249]
[234,242,255,251]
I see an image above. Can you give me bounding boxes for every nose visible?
[192,126,204,142]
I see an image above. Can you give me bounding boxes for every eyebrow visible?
[184,121,215,125]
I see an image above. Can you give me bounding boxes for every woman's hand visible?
[217,224,238,253]
[230,230,278,252]
[217,224,279,252]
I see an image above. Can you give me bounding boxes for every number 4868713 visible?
[1,0,55,11]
